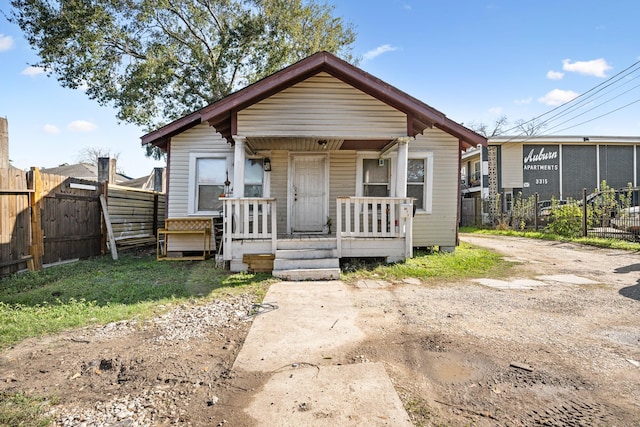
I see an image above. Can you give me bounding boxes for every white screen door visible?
[292,155,326,232]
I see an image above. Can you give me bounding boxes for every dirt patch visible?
[0,296,262,426]
[1,234,640,426]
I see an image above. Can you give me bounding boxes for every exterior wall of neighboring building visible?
[488,136,640,205]
[500,143,523,190]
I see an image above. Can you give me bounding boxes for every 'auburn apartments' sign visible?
[523,147,559,170]
[522,145,560,199]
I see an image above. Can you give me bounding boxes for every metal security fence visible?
[472,185,640,242]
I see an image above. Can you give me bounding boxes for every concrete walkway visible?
[233,281,412,426]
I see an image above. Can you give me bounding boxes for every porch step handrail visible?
[221,197,277,261]
[336,196,413,258]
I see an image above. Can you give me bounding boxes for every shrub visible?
[545,203,583,237]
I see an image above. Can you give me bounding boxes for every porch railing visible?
[221,198,277,260]
[336,197,413,258]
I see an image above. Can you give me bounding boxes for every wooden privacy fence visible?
[0,167,165,277]
[0,167,31,276]
[36,170,103,267]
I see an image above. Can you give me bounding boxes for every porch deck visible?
[221,197,414,275]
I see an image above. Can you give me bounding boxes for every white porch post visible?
[395,138,410,197]
[232,136,246,198]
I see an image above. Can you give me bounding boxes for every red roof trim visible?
[141,51,486,148]
[140,112,201,148]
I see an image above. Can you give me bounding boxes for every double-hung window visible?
[407,153,433,213]
[189,154,268,215]
[357,153,432,213]
[362,158,389,197]
[472,160,481,184]
[189,154,230,215]
[196,158,227,212]
[244,159,264,197]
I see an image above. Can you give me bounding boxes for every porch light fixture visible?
[224,171,231,195]
[263,158,271,172]
[317,139,328,149]
[224,171,231,196]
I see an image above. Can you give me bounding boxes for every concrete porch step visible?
[276,239,337,251]
[272,268,341,281]
[273,257,339,271]
[272,238,340,281]
[275,248,338,260]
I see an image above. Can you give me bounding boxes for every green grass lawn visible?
[1,243,509,350]
[460,226,640,251]
[0,252,273,350]
[341,242,511,283]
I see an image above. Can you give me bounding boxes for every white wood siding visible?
[166,124,230,251]
[269,150,289,233]
[501,144,523,188]
[238,72,407,138]
[410,128,459,248]
[329,151,357,227]
[168,123,231,217]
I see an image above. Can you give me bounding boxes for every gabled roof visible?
[141,51,486,150]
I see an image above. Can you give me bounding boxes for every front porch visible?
[221,196,413,278]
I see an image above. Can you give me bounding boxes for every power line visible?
[537,65,640,129]
[541,80,640,134]
[548,97,640,134]
[496,58,640,138]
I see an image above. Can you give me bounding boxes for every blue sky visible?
[1,0,640,177]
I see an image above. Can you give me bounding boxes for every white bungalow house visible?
[142,51,486,280]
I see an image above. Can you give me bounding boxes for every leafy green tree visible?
[8,0,356,156]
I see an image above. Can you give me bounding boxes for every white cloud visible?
[488,107,503,115]
[562,58,612,78]
[67,120,97,132]
[42,124,60,134]
[363,44,399,62]
[514,97,533,105]
[78,81,90,91]
[0,34,14,52]
[21,66,46,77]
[547,70,564,80]
[538,89,580,106]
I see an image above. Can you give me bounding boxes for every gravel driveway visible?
[344,234,640,425]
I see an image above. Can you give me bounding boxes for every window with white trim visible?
[188,153,231,215]
[362,158,389,197]
[472,160,481,183]
[244,158,264,197]
[407,153,433,213]
[196,158,226,212]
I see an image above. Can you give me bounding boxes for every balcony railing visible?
[462,171,481,188]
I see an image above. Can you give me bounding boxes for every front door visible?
[292,155,327,233]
